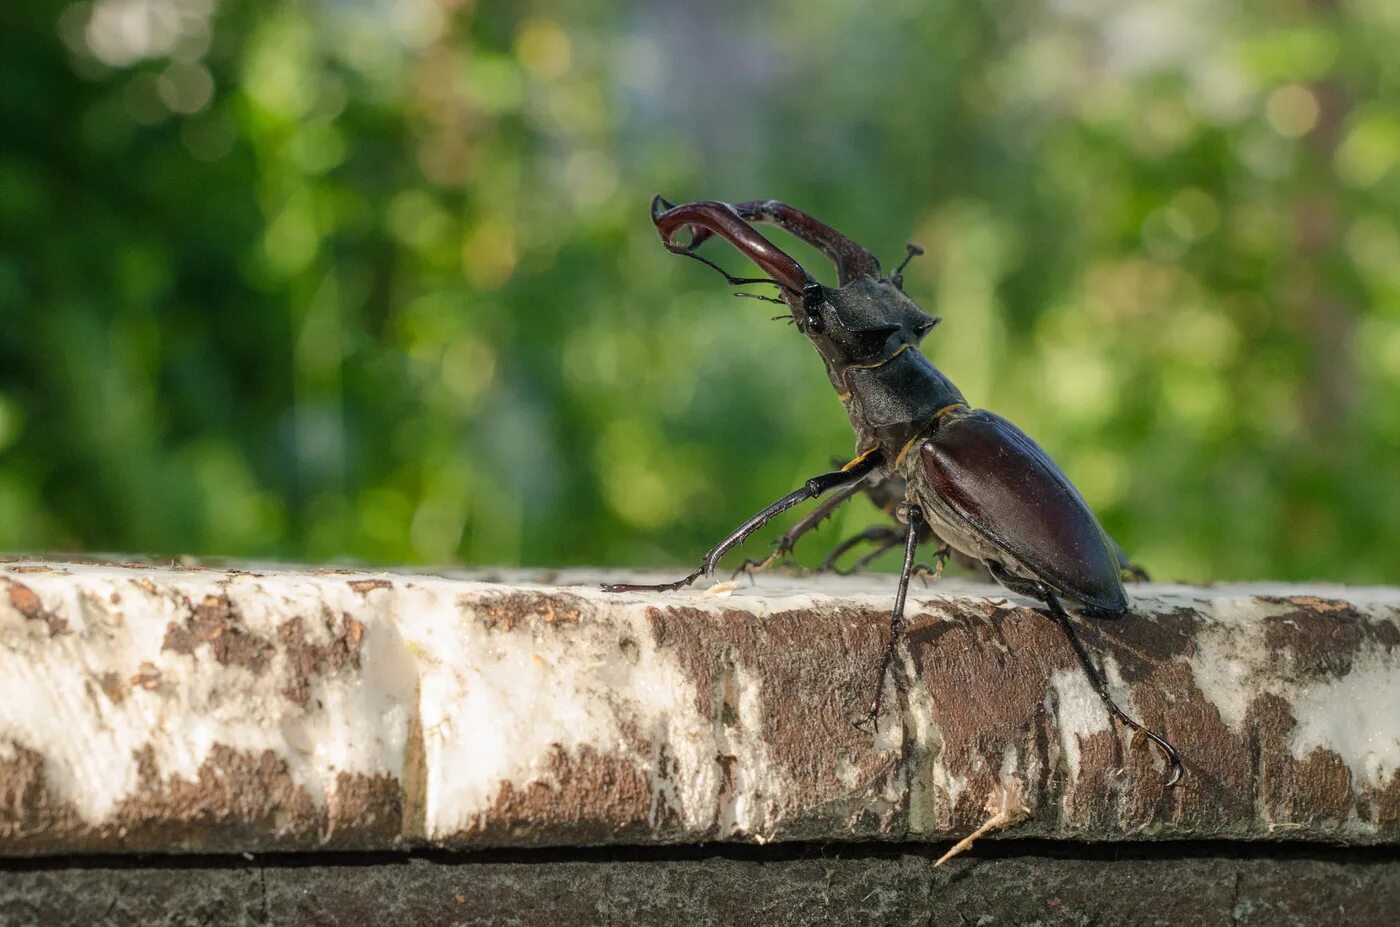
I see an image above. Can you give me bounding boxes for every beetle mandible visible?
[604,197,1182,787]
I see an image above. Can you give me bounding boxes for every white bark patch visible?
[1185,595,1279,732]
[0,565,414,826]
[395,586,719,838]
[714,664,785,837]
[1050,667,1111,781]
[1288,655,1400,791]
[1186,591,1400,792]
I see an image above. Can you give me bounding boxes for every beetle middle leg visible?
[604,452,884,594]
[821,525,903,574]
[864,502,926,728]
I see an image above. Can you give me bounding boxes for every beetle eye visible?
[800,283,827,333]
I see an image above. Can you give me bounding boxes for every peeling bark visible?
[0,560,1397,856]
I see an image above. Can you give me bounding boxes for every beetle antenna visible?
[1042,592,1184,787]
[891,243,924,290]
[669,244,787,291]
[734,292,786,305]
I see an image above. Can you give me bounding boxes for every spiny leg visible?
[1042,591,1182,787]
[604,453,884,594]
[1109,537,1151,583]
[734,478,866,579]
[866,503,925,726]
[827,526,903,575]
[910,544,953,586]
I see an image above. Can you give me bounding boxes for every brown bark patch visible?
[1106,605,1197,677]
[1249,694,1356,829]
[647,600,914,840]
[1133,661,1253,838]
[1262,598,1399,680]
[348,579,394,595]
[1368,768,1400,827]
[98,672,128,705]
[0,743,86,846]
[909,605,1056,823]
[1,741,409,855]
[161,594,273,674]
[328,771,404,843]
[468,745,654,845]
[6,580,69,636]
[276,613,368,708]
[477,592,589,632]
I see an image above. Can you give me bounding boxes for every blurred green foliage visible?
[1,0,1398,582]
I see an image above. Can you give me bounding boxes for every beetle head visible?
[650,197,941,366]
[809,274,942,363]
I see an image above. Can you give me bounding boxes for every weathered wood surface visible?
[1,558,1397,856]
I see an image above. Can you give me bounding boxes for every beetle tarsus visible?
[1042,592,1184,787]
[911,545,952,586]
[732,540,795,581]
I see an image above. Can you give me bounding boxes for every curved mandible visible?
[651,196,813,295]
[689,200,882,285]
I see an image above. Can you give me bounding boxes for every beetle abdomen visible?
[914,408,1128,614]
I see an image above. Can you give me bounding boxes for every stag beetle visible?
[604,197,1182,786]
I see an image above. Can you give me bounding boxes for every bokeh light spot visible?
[1266,84,1319,138]
[516,18,573,82]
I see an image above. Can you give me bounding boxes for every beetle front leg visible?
[865,503,925,728]
[603,453,884,594]
[733,478,867,580]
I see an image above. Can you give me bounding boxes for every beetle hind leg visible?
[1042,591,1183,787]
[910,544,952,586]
[981,562,1181,785]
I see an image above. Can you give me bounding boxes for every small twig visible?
[935,776,1033,866]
